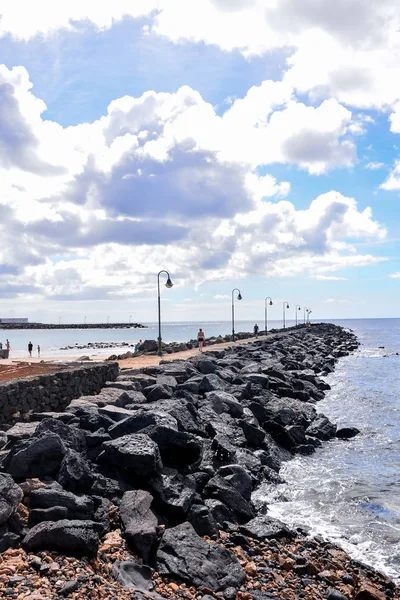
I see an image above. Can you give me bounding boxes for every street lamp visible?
[129,315,132,325]
[303,307,309,325]
[231,288,242,342]
[282,301,289,329]
[307,309,312,325]
[107,316,110,325]
[84,316,87,326]
[58,317,61,326]
[295,305,301,326]
[157,270,173,356]
[264,297,273,333]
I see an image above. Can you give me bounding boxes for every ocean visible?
[255,318,400,583]
[1,318,400,582]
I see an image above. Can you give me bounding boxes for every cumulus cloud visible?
[389,272,400,279]
[311,275,347,281]
[380,160,400,190]
[0,64,387,302]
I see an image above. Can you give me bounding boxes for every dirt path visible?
[0,333,272,376]
[117,334,267,370]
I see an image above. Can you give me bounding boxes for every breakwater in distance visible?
[0,323,398,598]
[0,322,146,330]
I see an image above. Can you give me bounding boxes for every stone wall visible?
[0,362,119,426]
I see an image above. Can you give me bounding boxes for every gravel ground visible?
[1,527,398,600]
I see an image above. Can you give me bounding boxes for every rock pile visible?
[0,323,397,599]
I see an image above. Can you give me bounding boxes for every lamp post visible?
[157,270,173,356]
[295,305,301,326]
[303,307,309,325]
[58,317,61,326]
[107,316,110,325]
[129,315,132,325]
[231,288,242,341]
[84,316,86,326]
[264,296,272,333]
[307,309,312,324]
[282,301,289,329]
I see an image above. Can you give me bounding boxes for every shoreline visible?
[0,323,398,597]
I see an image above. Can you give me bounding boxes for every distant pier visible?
[0,322,146,330]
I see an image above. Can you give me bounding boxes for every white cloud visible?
[380,160,400,190]
[0,65,387,303]
[213,294,230,300]
[365,162,385,170]
[312,275,348,281]
[389,272,400,279]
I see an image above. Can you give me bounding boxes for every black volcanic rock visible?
[22,519,102,557]
[119,490,158,563]
[156,522,245,591]
[100,433,163,474]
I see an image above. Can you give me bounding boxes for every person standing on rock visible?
[6,339,10,352]
[28,341,33,357]
[37,345,41,357]
[197,328,205,352]
[254,323,259,338]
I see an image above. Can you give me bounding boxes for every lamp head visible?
[165,277,173,289]
[269,300,273,306]
[287,303,290,309]
[298,306,301,310]
[238,293,242,301]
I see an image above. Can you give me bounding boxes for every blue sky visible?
[0,1,400,323]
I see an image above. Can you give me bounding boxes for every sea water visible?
[254,318,400,583]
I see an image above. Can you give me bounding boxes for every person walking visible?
[6,339,10,352]
[197,328,205,352]
[253,323,259,338]
[37,345,41,357]
[28,341,33,357]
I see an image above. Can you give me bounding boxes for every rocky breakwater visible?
[0,323,397,600]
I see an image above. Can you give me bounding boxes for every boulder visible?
[202,475,255,522]
[239,515,294,540]
[0,473,23,526]
[148,470,196,519]
[112,560,160,596]
[119,491,158,564]
[156,522,245,591]
[100,434,162,474]
[22,519,102,557]
[139,340,158,352]
[29,506,69,525]
[205,391,244,418]
[187,503,218,537]
[198,374,228,393]
[5,422,39,443]
[3,434,66,480]
[0,522,21,552]
[0,431,7,450]
[36,419,86,452]
[57,450,94,493]
[217,465,252,501]
[29,488,94,520]
[336,427,360,439]
[143,384,172,402]
[306,415,337,440]
[144,426,203,469]
[108,411,178,439]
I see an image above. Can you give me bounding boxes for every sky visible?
[0,0,400,324]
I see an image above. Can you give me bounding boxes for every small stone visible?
[58,580,80,595]
[354,584,386,600]
[244,562,258,577]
